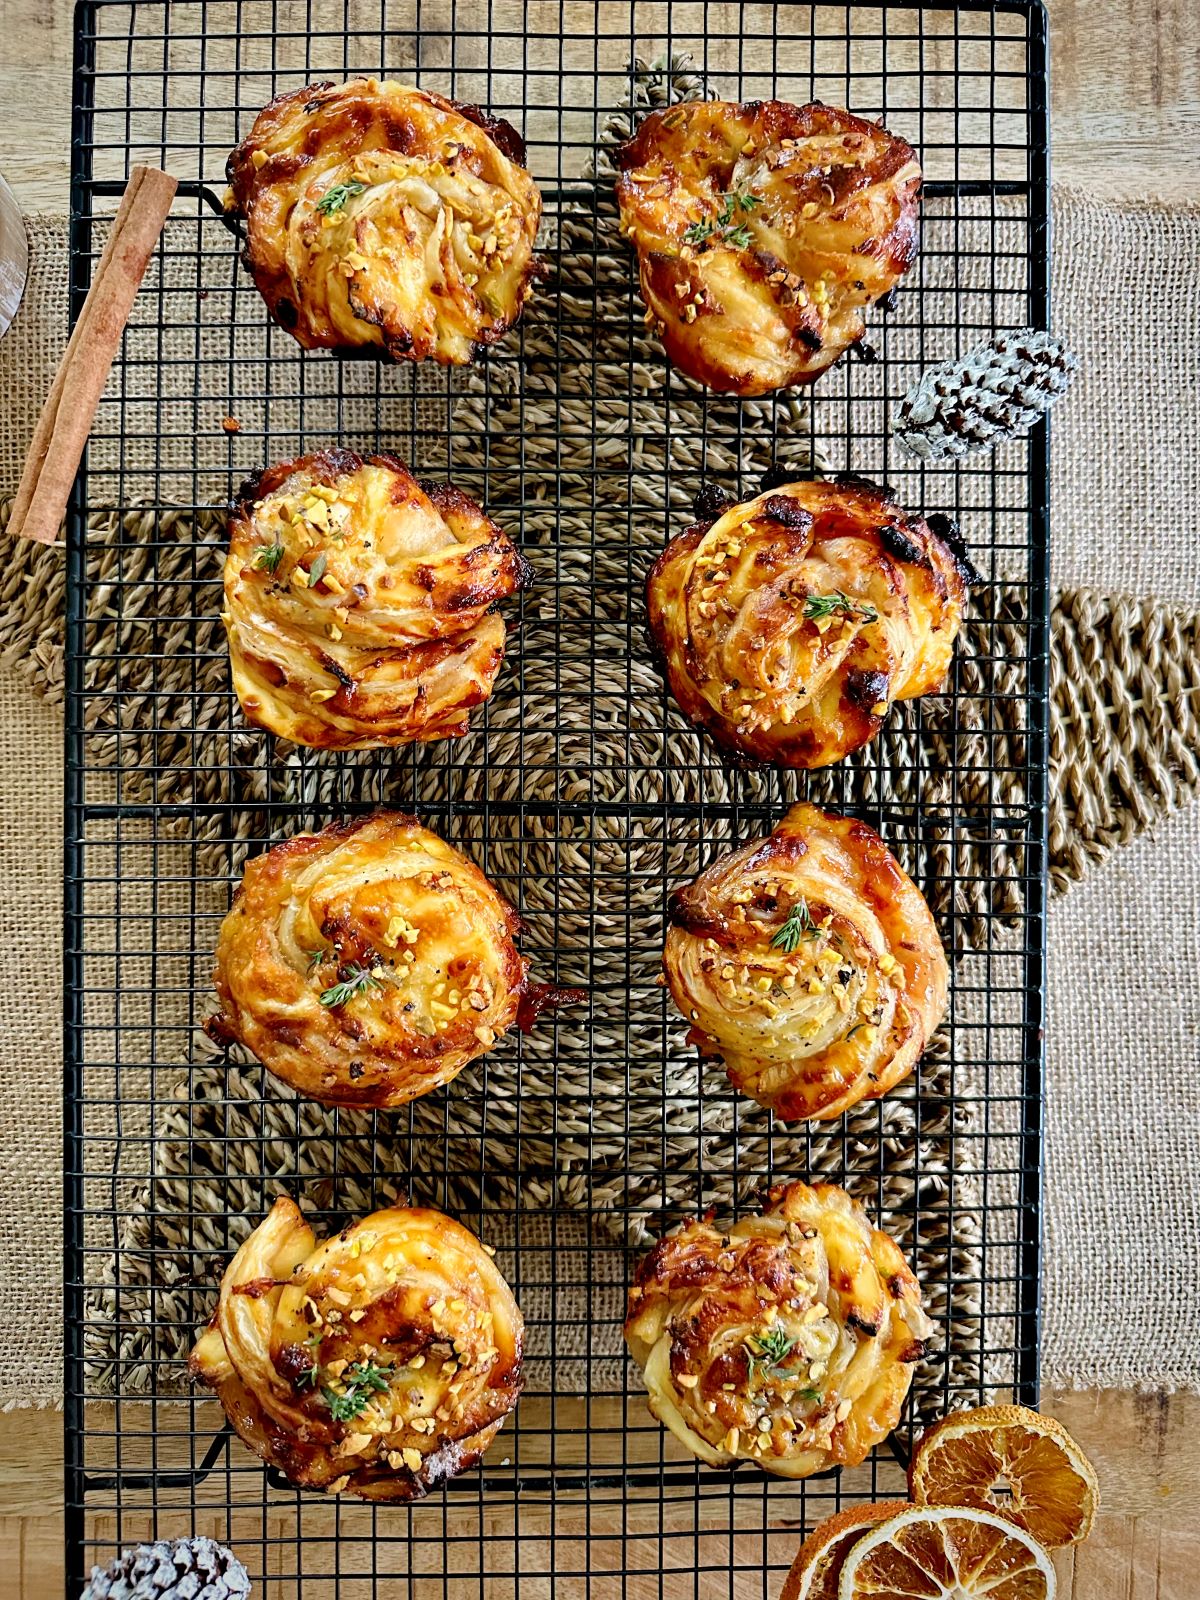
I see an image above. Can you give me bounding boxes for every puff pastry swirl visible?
[223,450,530,750]
[646,477,975,770]
[616,99,920,394]
[625,1180,931,1477]
[210,813,530,1108]
[662,803,948,1122]
[190,1196,523,1500]
[227,78,542,364]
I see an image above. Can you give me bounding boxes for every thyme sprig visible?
[684,188,761,249]
[770,899,820,954]
[296,1332,324,1388]
[321,1359,392,1421]
[802,591,879,625]
[745,1326,820,1393]
[254,540,285,574]
[319,962,385,1009]
[315,179,367,216]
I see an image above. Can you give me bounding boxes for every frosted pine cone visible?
[80,1537,250,1600]
[894,328,1079,462]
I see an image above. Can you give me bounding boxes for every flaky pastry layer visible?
[616,99,920,394]
[625,1180,931,1476]
[227,78,542,364]
[647,477,974,769]
[223,449,530,750]
[191,1197,523,1499]
[662,803,948,1122]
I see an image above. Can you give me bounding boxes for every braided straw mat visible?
[0,180,1196,1410]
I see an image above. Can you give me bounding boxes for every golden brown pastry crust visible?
[646,478,973,770]
[616,99,921,394]
[190,1197,523,1500]
[227,78,542,364]
[223,450,530,750]
[210,812,530,1108]
[624,1180,931,1477]
[662,803,948,1122]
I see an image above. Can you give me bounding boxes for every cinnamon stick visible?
[9,164,178,546]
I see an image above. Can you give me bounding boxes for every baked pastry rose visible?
[190,1196,523,1500]
[210,813,533,1108]
[624,1180,931,1477]
[615,99,920,394]
[662,803,948,1122]
[226,77,542,364]
[646,477,975,769]
[223,450,530,750]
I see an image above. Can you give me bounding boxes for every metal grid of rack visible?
[65,3,1049,1594]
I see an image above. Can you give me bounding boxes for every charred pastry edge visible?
[225,79,541,360]
[206,810,585,1050]
[228,448,534,597]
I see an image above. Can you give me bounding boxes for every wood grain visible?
[0,0,1197,212]
[4,1391,1197,1597]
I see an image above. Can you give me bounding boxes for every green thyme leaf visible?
[770,900,820,954]
[802,591,879,624]
[322,1359,392,1421]
[305,948,327,974]
[254,540,285,575]
[308,552,327,586]
[683,190,761,251]
[319,963,383,1009]
[315,180,367,216]
[296,1331,324,1388]
[745,1325,799,1386]
[749,1326,795,1366]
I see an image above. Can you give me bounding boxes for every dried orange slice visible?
[781,1502,911,1600]
[837,1505,1055,1600]
[909,1404,1099,1548]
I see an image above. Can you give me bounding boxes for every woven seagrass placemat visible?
[0,181,1197,1409]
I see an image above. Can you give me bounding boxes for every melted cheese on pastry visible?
[625,1180,931,1477]
[646,478,974,770]
[616,99,920,394]
[190,1197,523,1499]
[223,450,530,750]
[662,803,948,1122]
[210,812,529,1108]
[227,78,542,364]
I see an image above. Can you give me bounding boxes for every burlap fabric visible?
[0,185,1197,1409]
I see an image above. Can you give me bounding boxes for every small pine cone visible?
[80,1537,250,1600]
[894,328,1079,462]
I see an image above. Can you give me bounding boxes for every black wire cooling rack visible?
[64,2,1049,1594]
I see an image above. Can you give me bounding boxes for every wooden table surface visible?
[1,2,1195,1597]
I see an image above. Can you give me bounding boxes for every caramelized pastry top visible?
[191,1197,524,1500]
[625,1180,931,1477]
[227,78,542,364]
[662,803,948,1122]
[223,449,530,750]
[210,813,530,1108]
[646,477,974,770]
[616,99,921,394]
